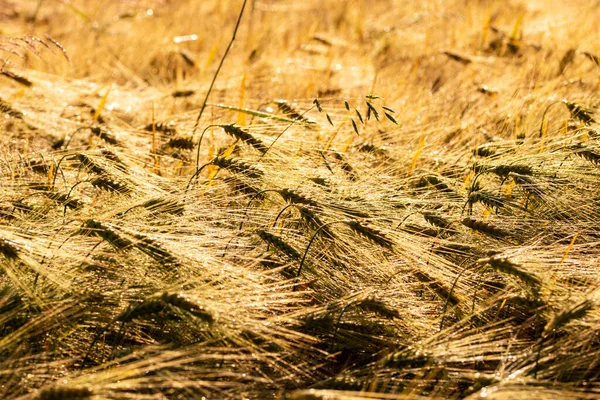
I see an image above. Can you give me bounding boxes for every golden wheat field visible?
[1,0,600,398]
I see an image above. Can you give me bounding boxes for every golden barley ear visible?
[35,386,93,400]
[544,299,594,336]
[477,256,541,291]
[346,220,394,249]
[563,99,596,125]
[0,237,19,259]
[256,229,301,260]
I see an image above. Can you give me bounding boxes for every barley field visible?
[1,0,600,399]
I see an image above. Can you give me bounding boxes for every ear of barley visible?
[508,172,545,197]
[77,219,132,251]
[77,154,107,175]
[144,121,177,134]
[278,188,320,208]
[0,237,19,259]
[276,100,310,122]
[563,99,596,124]
[167,136,195,150]
[116,298,167,322]
[462,217,508,238]
[46,192,83,210]
[222,124,267,153]
[478,256,541,290]
[558,48,577,75]
[402,223,443,238]
[161,292,213,323]
[383,349,431,369]
[331,152,358,181]
[131,233,180,267]
[256,229,301,260]
[0,70,32,87]
[298,205,334,238]
[90,126,119,146]
[571,145,600,166]
[98,149,128,172]
[212,157,263,178]
[357,297,400,319]
[0,97,24,118]
[413,270,460,305]
[423,212,453,229]
[418,175,455,195]
[468,190,506,210]
[90,176,132,193]
[347,220,394,249]
[544,299,594,336]
[35,386,93,400]
[488,164,533,177]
